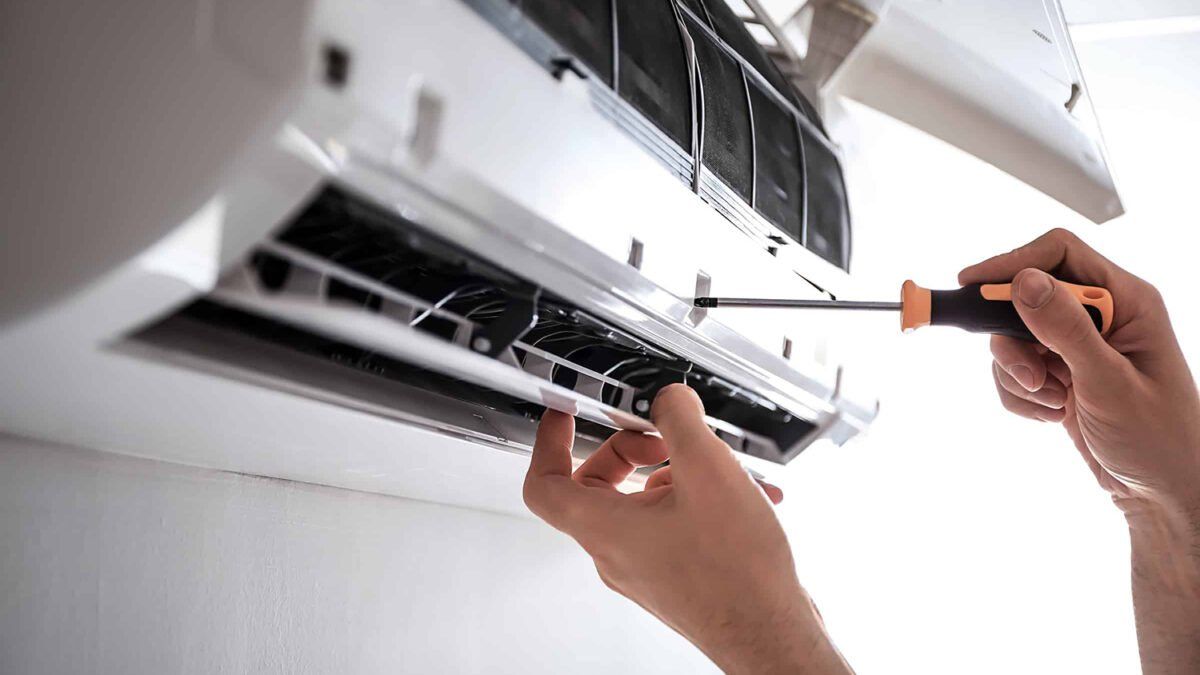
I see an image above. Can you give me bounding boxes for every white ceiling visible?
[1058,0,1200,24]
[751,0,1200,26]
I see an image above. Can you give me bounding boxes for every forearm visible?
[1126,497,1200,675]
[700,590,854,675]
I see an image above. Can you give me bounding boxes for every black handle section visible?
[930,284,1102,341]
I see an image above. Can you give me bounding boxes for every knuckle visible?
[1138,279,1165,306]
[993,378,1023,413]
[598,573,619,593]
[998,393,1022,414]
[593,560,624,593]
[1046,227,1077,245]
[521,481,544,513]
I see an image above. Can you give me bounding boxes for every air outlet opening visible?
[136,185,819,464]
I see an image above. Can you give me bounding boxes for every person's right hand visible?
[959,229,1200,517]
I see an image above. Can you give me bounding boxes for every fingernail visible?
[1008,364,1037,391]
[1017,271,1054,308]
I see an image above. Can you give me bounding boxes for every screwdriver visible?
[694,280,1114,341]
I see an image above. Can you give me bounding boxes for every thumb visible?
[650,384,742,486]
[1012,269,1126,390]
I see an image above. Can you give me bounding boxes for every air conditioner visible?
[0,0,1114,503]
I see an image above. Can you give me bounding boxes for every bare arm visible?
[961,229,1200,673]
[1127,501,1200,674]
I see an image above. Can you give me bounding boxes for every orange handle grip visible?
[900,280,1115,338]
[978,282,1115,335]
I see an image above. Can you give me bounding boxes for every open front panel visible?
[143,186,823,464]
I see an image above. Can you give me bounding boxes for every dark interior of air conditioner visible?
[138,186,820,464]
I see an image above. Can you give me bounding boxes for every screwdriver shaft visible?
[695,297,902,311]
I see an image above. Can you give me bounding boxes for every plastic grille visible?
[202,186,820,463]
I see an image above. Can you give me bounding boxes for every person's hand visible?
[959,229,1200,517]
[965,229,1200,674]
[523,384,852,675]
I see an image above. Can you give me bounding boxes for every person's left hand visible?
[523,384,851,674]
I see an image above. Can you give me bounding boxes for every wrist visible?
[1125,495,1200,591]
[703,588,851,675]
[1123,492,1199,539]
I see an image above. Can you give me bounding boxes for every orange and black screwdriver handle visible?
[901,280,1115,341]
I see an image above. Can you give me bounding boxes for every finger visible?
[650,384,743,485]
[645,465,674,491]
[1011,269,1130,390]
[993,362,1067,409]
[528,409,575,479]
[646,465,782,505]
[994,368,1067,423]
[1045,352,1072,388]
[991,335,1047,392]
[573,432,669,489]
[633,466,676,507]
[758,480,784,505]
[523,410,609,532]
[958,228,1121,287]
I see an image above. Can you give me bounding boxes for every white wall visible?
[5,19,1197,675]
[0,434,715,674]
[771,27,1200,675]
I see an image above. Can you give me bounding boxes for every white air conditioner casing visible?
[0,0,879,512]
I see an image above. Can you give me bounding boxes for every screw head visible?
[472,336,492,353]
[634,399,651,414]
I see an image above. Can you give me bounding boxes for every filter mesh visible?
[519,0,615,85]
[698,0,809,119]
[691,17,753,201]
[749,83,804,242]
[801,125,851,269]
[678,0,708,20]
[614,0,692,150]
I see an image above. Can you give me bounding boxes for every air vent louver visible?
[161,187,820,464]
